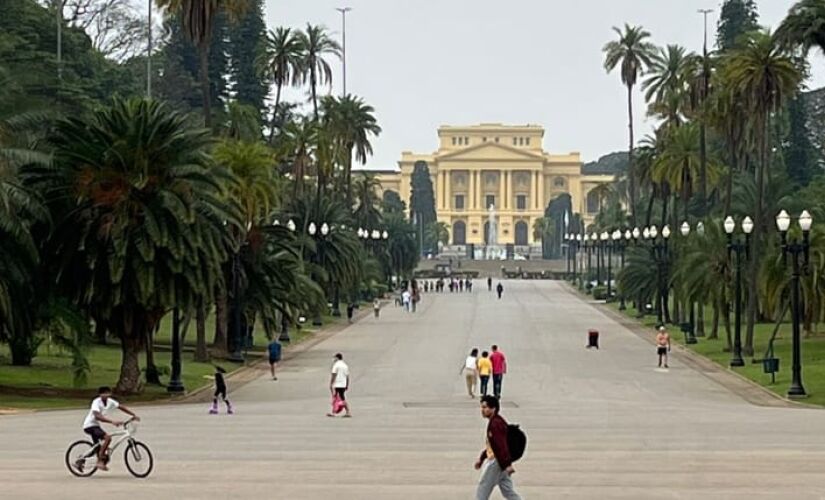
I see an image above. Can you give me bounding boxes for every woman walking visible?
[477,351,493,397]
[462,348,480,398]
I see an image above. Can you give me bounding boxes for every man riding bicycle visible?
[82,386,140,471]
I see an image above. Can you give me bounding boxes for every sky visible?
[263,0,825,169]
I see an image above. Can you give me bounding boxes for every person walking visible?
[487,276,493,292]
[489,345,507,399]
[459,279,465,292]
[474,395,522,500]
[327,353,351,417]
[656,326,671,368]
[346,303,355,323]
[461,348,479,398]
[209,366,233,414]
[267,339,282,380]
[496,282,504,299]
[402,289,411,311]
[373,297,381,318]
[477,351,492,397]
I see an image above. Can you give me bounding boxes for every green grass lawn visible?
[608,300,825,406]
[0,308,349,410]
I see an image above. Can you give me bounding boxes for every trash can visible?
[587,329,599,349]
[762,358,779,374]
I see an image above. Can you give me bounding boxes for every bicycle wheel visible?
[124,440,153,478]
[65,440,98,477]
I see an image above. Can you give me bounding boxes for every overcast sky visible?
[263,1,825,168]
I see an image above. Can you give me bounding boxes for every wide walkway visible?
[3,281,825,499]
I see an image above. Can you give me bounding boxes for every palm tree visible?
[603,24,656,227]
[643,44,691,104]
[722,30,802,356]
[425,221,450,251]
[777,0,825,57]
[156,0,249,128]
[280,117,318,196]
[352,172,383,229]
[532,217,554,259]
[33,98,238,393]
[321,95,382,205]
[298,24,341,119]
[589,183,614,213]
[683,52,715,213]
[260,27,303,142]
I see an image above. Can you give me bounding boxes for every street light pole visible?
[776,209,812,398]
[336,7,352,96]
[147,0,153,98]
[724,216,753,367]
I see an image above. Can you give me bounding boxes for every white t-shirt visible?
[83,397,119,429]
[331,360,350,389]
[402,291,411,303]
[465,356,478,371]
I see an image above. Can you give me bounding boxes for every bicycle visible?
[65,417,154,478]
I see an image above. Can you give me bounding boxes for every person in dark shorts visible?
[656,326,671,368]
[209,366,233,414]
[268,339,282,380]
[327,353,351,417]
[81,386,140,472]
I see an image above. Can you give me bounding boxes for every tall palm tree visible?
[352,172,383,229]
[156,0,249,128]
[260,27,303,142]
[280,117,318,197]
[321,95,382,205]
[777,0,825,57]
[684,51,715,213]
[603,24,656,227]
[643,44,691,104]
[722,30,802,356]
[298,24,341,119]
[32,98,239,393]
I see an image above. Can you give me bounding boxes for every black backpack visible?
[506,424,527,462]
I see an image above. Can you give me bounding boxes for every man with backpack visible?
[474,395,523,500]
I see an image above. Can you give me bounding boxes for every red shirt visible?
[490,351,507,375]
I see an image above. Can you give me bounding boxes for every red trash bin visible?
[587,329,599,349]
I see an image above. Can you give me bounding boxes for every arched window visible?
[453,221,466,245]
[515,221,529,246]
[554,176,566,188]
[587,190,600,213]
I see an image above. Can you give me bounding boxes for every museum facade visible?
[370,124,614,252]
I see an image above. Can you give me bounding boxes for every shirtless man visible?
[656,326,671,368]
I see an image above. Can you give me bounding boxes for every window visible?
[554,176,565,188]
[495,137,499,143]
[452,137,456,146]
[518,137,524,146]
[587,190,600,213]
[464,137,469,145]
[526,138,530,146]
[486,194,496,208]
[512,138,517,146]
[455,194,465,210]
[483,137,487,142]
[516,195,527,210]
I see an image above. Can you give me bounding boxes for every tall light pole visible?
[336,7,352,96]
[147,0,153,98]
[698,9,713,54]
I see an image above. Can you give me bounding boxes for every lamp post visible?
[600,231,610,296]
[616,229,630,310]
[278,219,299,342]
[724,215,753,367]
[564,234,571,276]
[584,234,592,289]
[646,225,671,325]
[336,7,352,96]
[166,307,185,392]
[310,221,330,327]
[573,234,581,284]
[776,209,812,398]
[595,233,603,286]
[609,230,621,302]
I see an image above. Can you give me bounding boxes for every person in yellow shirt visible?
[477,351,493,397]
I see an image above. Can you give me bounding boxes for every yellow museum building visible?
[370,123,614,251]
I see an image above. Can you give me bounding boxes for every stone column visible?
[444,170,451,211]
[498,171,505,210]
[505,171,512,209]
[537,170,545,212]
[469,170,476,210]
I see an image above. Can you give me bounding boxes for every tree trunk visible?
[213,288,228,353]
[697,302,706,336]
[268,83,283,144]
[345,145,354,208]
[645,188,656,229]
[116,309,146,394]
[724,146,737,219]
[723,301,732,352]
[94,320,107,345]
[195,301,209,362]
[626,84,637,228]
[699,122,708,214]
[311,69,318,120]
[144,323,161,385]
[198,43,212,129]
[709,302,719,339]
[744,118,768,357]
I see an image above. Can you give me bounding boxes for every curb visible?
[561,282,818,410]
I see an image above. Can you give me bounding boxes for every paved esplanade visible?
[3,281,825,499]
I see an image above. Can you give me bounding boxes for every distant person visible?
[474,395,522,500]
[460,279,465,292]
[373,297,381,318]
[477,351,493,397]
[489,345,507,399]
[402,289,411,311]
[656,326,671,368]
[467,279,473,292]
[268,339,282,380]
[487,276,493,291]
[496,283,504,299]
[209,366,233,415]
[327,353,352,418]
[347,303,355,323]
[461,348,479,398]
[81,386,140,472]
